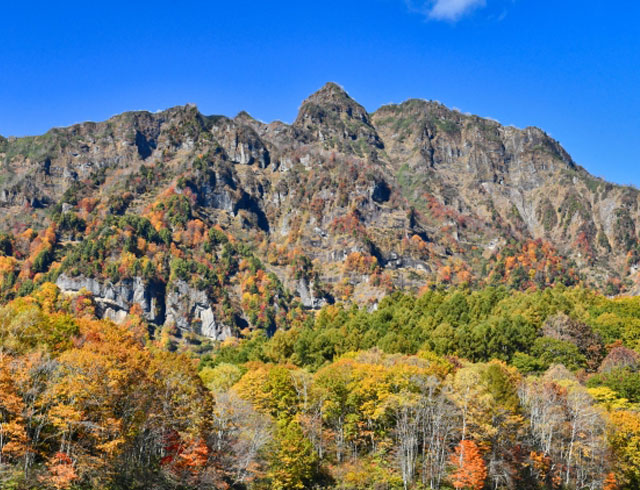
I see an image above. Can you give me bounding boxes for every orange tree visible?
[449,440,487,490]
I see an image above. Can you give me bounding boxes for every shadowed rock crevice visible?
[135,131,155,160]
[234,192,270,232]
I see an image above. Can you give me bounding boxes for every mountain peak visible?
[304,82,351,104]
[296,82,367,116]
[294,83,382,150]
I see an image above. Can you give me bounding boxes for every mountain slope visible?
[0,82,638,342]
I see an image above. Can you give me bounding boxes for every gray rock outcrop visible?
[55,275,232,340]
[165,280,232,340]
[56,274,163,324]
[296,277,330,309]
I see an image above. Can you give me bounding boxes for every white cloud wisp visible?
[429,0,486,20]
[407,0,487,22]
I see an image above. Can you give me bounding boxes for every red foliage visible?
[330,211,367,238]
[44,452,78,490]
[599,344,639,373]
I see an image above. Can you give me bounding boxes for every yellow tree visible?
[268,416,318,490]
[609,410,640,488]
[0,354,28,465]
[449,365,493,446]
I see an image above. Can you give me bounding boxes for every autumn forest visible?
[1,282,640,489]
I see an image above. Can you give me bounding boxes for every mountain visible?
[0,82,638,344]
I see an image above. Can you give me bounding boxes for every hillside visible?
[0,82,638,344]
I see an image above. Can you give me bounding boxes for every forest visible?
[1,282,640,490]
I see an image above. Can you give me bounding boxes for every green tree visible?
[530,337,587,371]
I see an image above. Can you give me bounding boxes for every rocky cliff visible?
[55,274,232,340]
[0,82,638,339]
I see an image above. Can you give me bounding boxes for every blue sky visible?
[1,1,639,186]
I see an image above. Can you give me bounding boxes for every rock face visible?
[296,277,330,310]
[165,280,232,340]
[56,274,164,324]
[55,275,231,340]
[2,82,640,337]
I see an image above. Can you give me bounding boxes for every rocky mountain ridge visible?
[0,82,638,341]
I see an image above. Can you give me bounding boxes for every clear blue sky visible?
[1,1,639,186]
